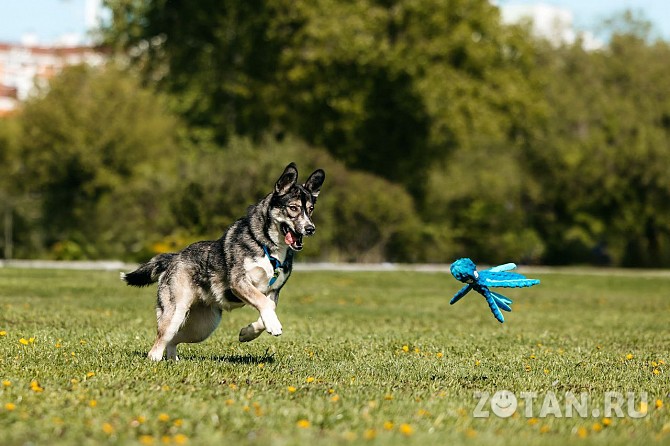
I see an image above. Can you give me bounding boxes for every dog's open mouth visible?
[281,223,303,251]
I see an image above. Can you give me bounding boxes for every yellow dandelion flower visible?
[55,342,62,348]
[576,426,588,438]
[651,361,658,367]
[29,337,35,344]
[86,372,95,378]
[30,381,44,393]
[592,423,603,432]
[89,400,97,407]
[413,347,420,353]
[296,419,310,429]
[544,369,550,375]
[399,423,413,436]
[528,417,539,425]
[173,434,188,445]
[2,380,10,387]
[130,415,147,427]
[530,354,536,359]
[225,399,234,406]
[474,360,481,366]
[328,388,335,394]
[402,345,409,352]
[287,386,297,393]
[19,338,29,345]
[625,353,633,360]
[465,428,477,438]
[384,394,393,401]
[540,425,550,434]
[5,402,16,411]
[161,435,171,444]
[0,330,6,336]
[655,399,663,409]
[659,360,666,365]
[102,423,114,434]
[158,413,170,422]
[653,369,660,376]
[363,429,377,440]
[383,421,394,430]
[173,419,183,427]
[436,352,443,358]
[602,418,612,427]
[258,363,264,369]
[330,394,340,403]
[417,409,430,417]
[228,383,237,390]
[306,376,315,383]
[139,435,155,445]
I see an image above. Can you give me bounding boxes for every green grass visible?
[0,267,668,445]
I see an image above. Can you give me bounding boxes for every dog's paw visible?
[147,349,164,362]
[239,324,263,342]
[260,310,283,337]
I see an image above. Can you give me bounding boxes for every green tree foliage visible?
[102,0,542,198]
[3,2,669,266]
[530,30,670,266]
[16,64,181,258]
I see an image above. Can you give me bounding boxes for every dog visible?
[121,163,325,361]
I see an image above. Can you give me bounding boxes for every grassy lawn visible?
[0,266,668,445]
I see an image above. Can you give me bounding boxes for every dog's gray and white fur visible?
[122,163,325,361]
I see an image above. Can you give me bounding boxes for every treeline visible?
[1,0,669,266]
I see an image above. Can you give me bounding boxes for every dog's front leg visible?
[232,283,282,336]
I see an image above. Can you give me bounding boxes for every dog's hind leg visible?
[239,317,265,342]
[148,274,194,361]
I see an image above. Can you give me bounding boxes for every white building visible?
[0,41,106,116]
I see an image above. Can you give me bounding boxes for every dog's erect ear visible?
[275,162,299,195]
[304,169,325,197]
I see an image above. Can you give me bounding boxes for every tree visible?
[17,64,182,259]
[529,25,670,266]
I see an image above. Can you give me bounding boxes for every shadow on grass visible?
[129,350,276,364]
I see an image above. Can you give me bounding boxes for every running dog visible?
[122,163,325,361]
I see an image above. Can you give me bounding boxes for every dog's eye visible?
[288,205,299,213]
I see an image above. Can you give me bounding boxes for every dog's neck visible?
[248,194,290,260]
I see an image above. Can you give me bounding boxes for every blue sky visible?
[0,0,668,45]
[497,0,670,40]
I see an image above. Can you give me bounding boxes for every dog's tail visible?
[121,253,176,287]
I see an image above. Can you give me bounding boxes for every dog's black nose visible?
[305,225,315,236]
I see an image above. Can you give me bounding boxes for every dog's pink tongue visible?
[285,230,296,246]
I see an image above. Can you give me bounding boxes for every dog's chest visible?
[244,255,290,293]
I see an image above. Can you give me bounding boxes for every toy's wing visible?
[480,270,540,288]
[450,284,472,305]
[487,263,517,272]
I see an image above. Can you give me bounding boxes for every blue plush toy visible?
[450,258,540,323]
